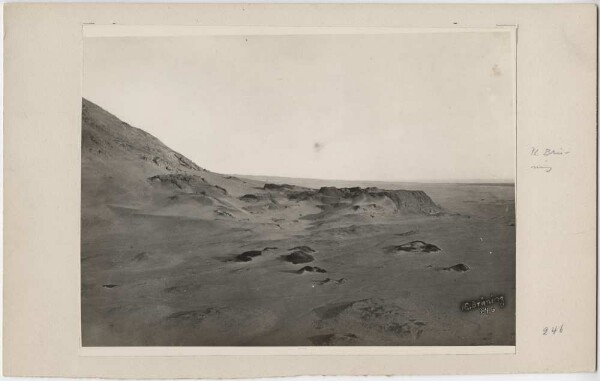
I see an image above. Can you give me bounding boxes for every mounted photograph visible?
[81,27,516,347]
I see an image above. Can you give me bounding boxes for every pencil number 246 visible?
[543,325,564,335]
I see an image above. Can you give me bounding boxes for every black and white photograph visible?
[81,28,516,347]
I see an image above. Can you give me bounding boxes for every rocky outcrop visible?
[287,187,442,216]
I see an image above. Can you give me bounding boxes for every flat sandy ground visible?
[81,181,515,346]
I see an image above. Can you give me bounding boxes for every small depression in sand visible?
[296,266,327,274]
[281,246,317,264]
[441,263,470,272]
[316,277,345,285]
[133,252,149,261]
[233,250,262,262]
[388,240,441,253]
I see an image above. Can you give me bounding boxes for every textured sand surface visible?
[81,99,515,346]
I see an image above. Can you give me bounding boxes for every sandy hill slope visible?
[82,99,264,206]
[81,98,442,224]
[82,99,270,226]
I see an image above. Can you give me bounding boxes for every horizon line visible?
[230,172,515,185]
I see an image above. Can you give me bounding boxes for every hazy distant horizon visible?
[231,172,515,186]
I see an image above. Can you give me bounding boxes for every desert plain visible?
[81,99,515,346]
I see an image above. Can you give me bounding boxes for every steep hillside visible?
[82,98,204,173]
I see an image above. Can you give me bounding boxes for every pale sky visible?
[84,31,515,182]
